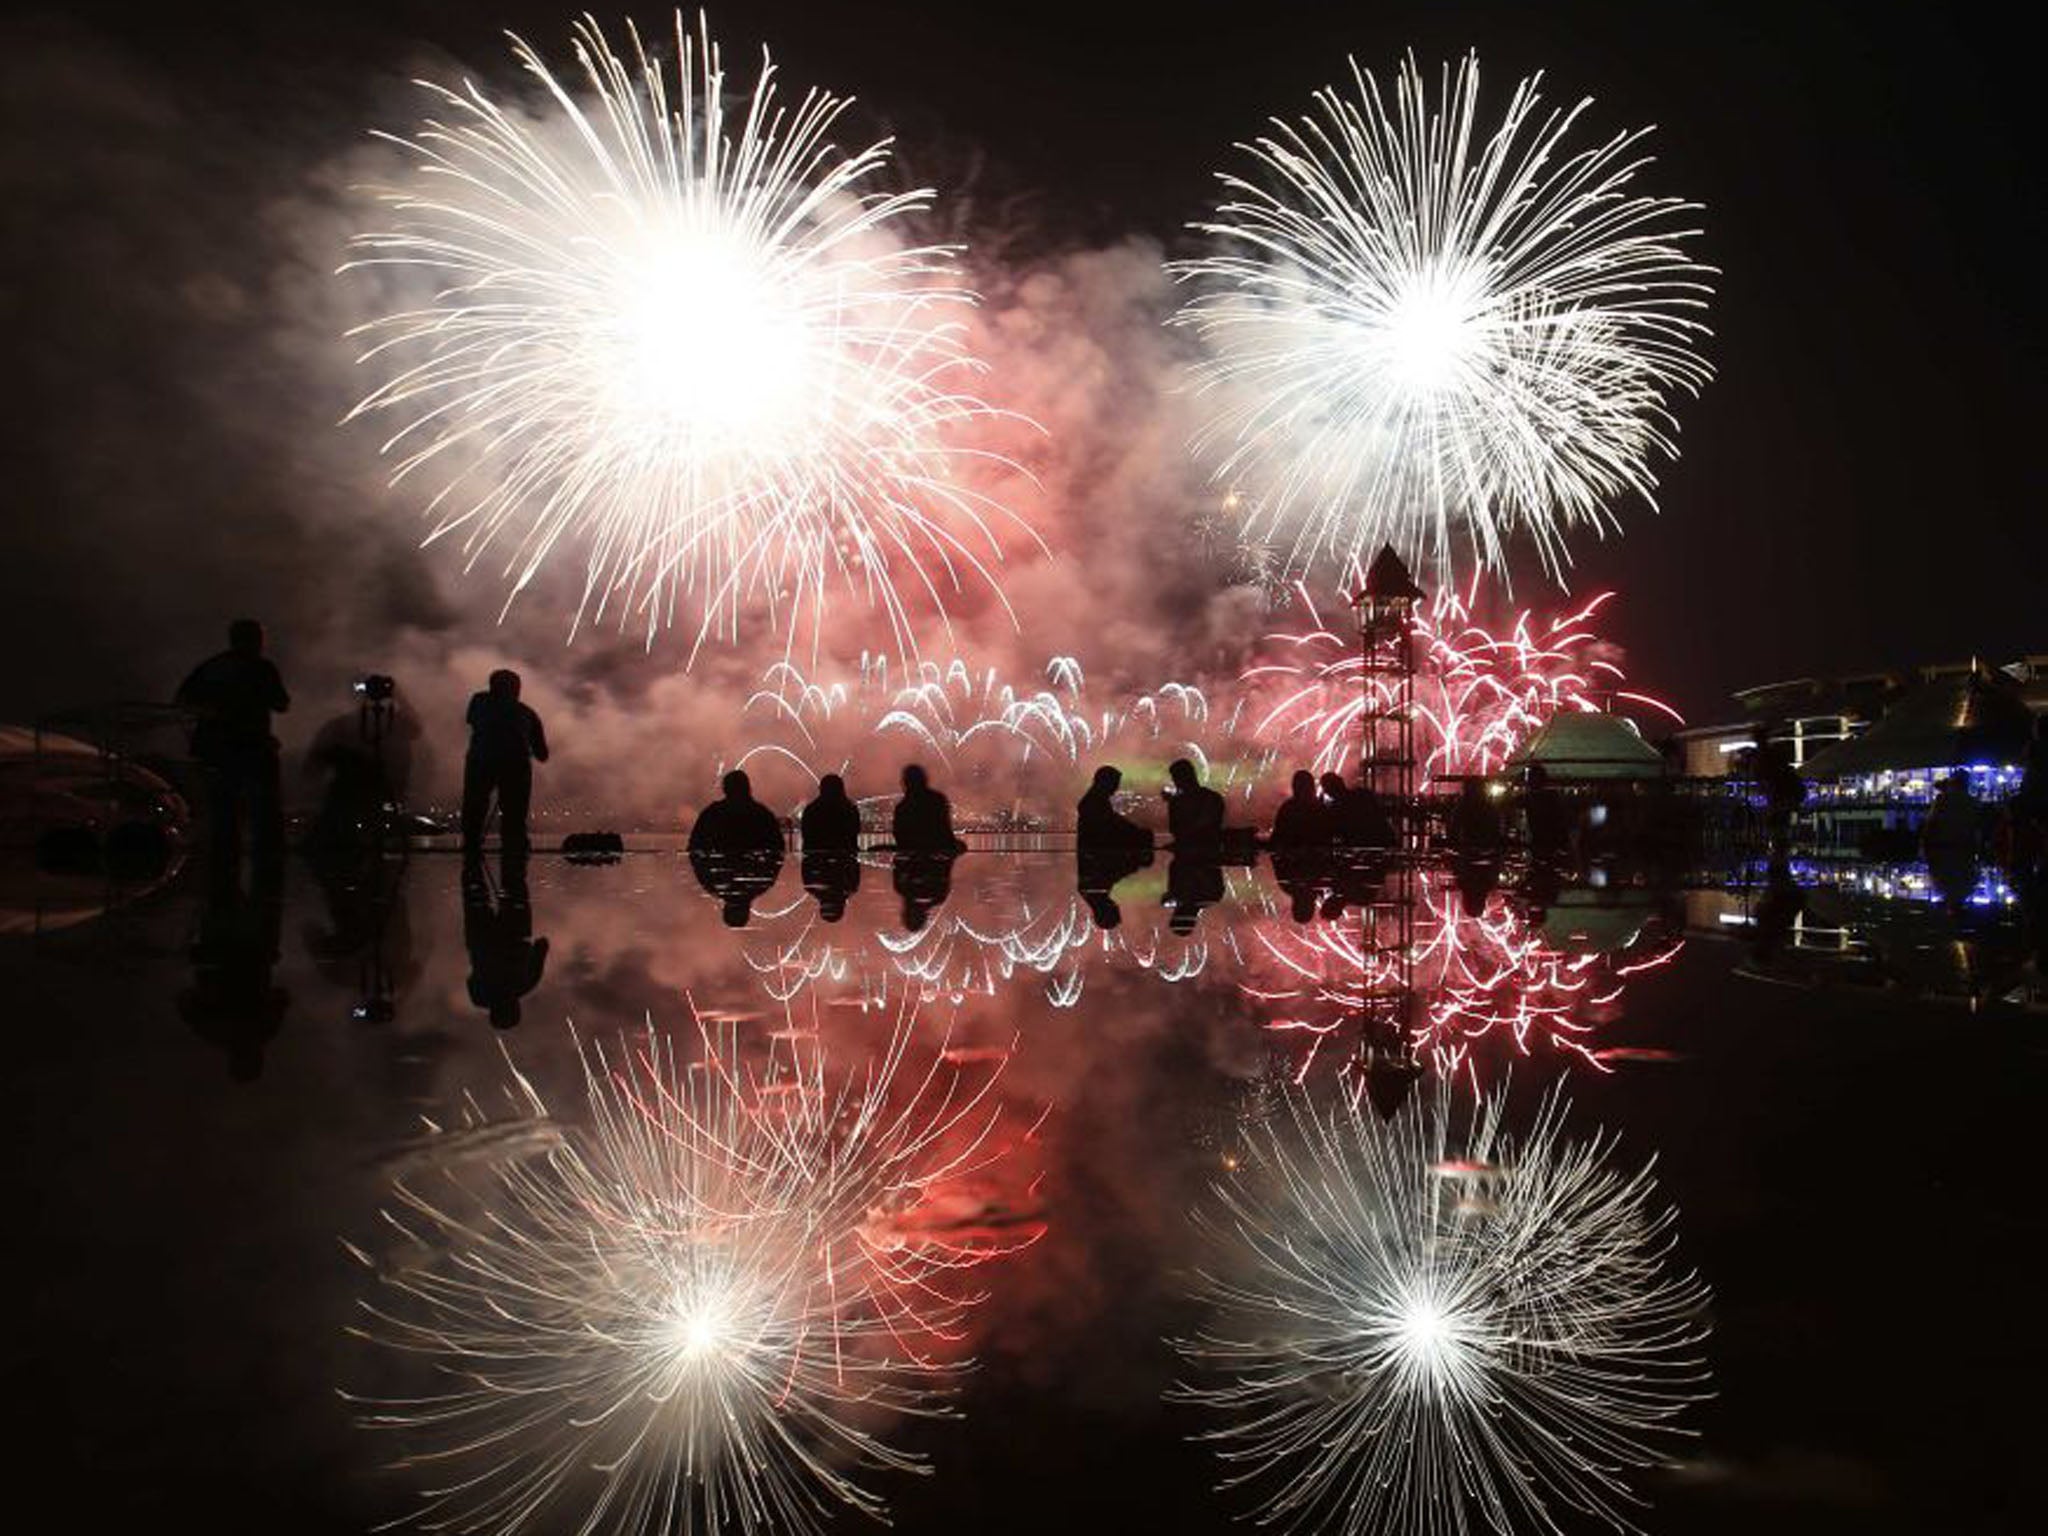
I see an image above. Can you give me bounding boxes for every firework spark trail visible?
[736,654,1275,817]
[345,12,1031,655]
[1246,577,1681,781]
[1174,53,1713,583]
[347,1006,1038,1535]
[1173,1084,1710,1536]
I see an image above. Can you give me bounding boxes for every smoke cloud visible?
[1,16,1280,826]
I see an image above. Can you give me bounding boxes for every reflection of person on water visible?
[801,850,860,923]
[1751,855,1804,963]
[1077,840,1152,930]
[893,850,957,931]
[689,847,784,927]
[463,853,547,1029]
[1165,853,1224,935]
[180,859,287,1081]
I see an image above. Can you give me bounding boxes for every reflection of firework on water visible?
[345,13,1026,652]
[1246,871,1682,1082]
[738,655,1274,821]
[745,877,1233,1008]
[1174,1085,1710,1536]
[1247,579,1680,780]
[348,1008,1039,1534]
[1173,53,1713,580]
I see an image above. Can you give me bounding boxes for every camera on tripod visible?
[353,674,396,702]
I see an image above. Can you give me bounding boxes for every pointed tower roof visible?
[1353,544,1426,605]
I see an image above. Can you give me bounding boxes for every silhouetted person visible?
[1268,770,1329,848]
[1751,724,1805,855]
[462,669,548,855]
[305,687,423,862]
[1272,844,1330,923]
[892,764,966,853]
[463,852,547,1029]
[1921,771,1981,865]
[1077,765,1154,849]
[1329,772,1396,849]
[1521,764,1572,864]
[801,849,861,922]
[1447,778,1503,856]
[1165,852,1225,935]
[689,769,785,853]
[176,618,289,878]
[1164,758,1226,849]
[800,773,862,851]
[893,849,957,930]
[1077,840,1153,930]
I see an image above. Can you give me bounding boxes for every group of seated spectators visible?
[687,755,1419,858]
[686,763,967,856]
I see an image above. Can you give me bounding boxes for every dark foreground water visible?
[5,846,2041,1535]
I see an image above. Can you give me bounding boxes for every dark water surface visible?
[6,848,2041,1534]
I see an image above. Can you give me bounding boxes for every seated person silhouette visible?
[1521,764,1573,865]
[893,849,956,931]
[1329,771,1397,849]
[689,769,786,853]
[1268,770,1330,847]
[801,849,861,923]
[463,853,547,1029]
[800,773,862,851]
[176,618,290,876]
[1447,777,1504,856]
[1163,758,1226,850]
[892,764,966,853]
[1077,765,1154,849]
[462,669,549,856]
[1165,853,1225,935]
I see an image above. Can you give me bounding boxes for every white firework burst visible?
[1173,1084,1710,1536]
[344,12,1027,654]
[347,1011,1029,1535]
[1172,53,1714,582]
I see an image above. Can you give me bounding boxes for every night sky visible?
[3,0,2039,728]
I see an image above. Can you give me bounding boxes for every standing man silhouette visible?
[462,669,549,856]
[176,618,290,878]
